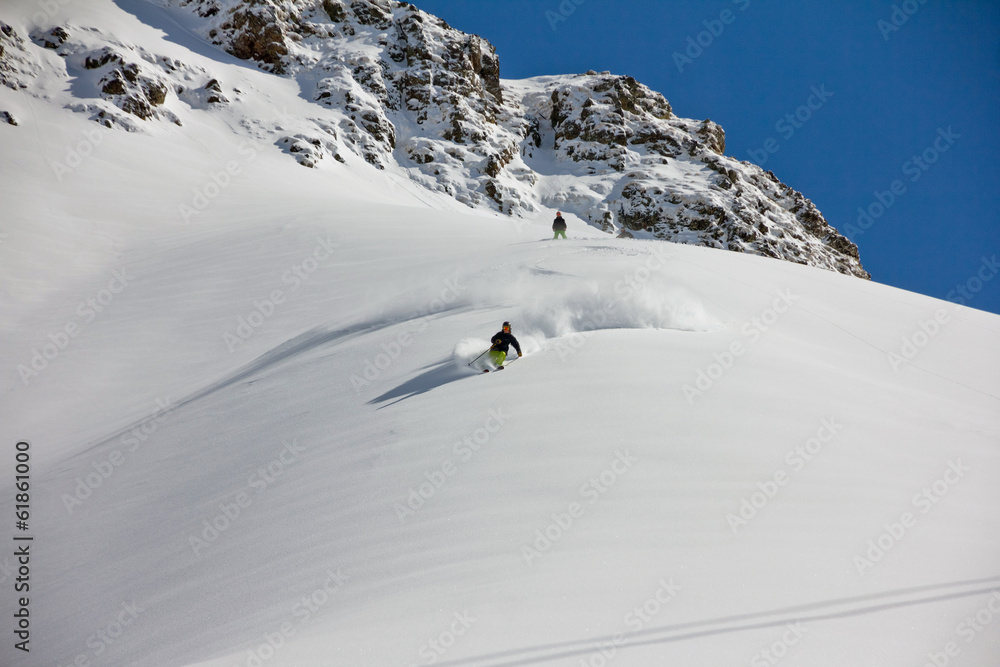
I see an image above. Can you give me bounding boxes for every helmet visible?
[502,321,511,331]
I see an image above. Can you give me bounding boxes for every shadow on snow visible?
[368,359,476,408]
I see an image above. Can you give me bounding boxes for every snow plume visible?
[453,337,493,372]
[352,246,721,371]
[517,277,720,340]
[448,261,721,370]
[451,250,725,342]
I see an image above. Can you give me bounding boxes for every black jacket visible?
[491,331,521,354]
[552,215,567,231]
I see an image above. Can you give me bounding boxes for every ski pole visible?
[468,347,493,367]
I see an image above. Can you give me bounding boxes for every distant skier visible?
[552,211,567,240]
[486,321,522,371]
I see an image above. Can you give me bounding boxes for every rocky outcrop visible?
[31,26,70,50]
[275,127,343,168]
[0,22,39,91]
[97,60,171,122]
[550,73,673,155]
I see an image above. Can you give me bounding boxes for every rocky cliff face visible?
[0,0,869,278]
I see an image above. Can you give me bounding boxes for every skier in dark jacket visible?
[487,321,522,371]
[552,211,567,239]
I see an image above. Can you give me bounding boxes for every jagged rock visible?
[697,119,725,154]
[66,102,143,131]
[322,0,348,23]
[31,26,70,50]
[174,75,231,108]
[204,79,229,104]
[99,62,169,121]
[350,0,394,29]
[223,4,290,73]
[85,47,123,70]
[276,132,339,167]
[1,23,37,90]
[1,110,17,126]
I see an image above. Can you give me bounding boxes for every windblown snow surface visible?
[2,1,1000,666]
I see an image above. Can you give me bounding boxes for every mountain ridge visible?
[0,0,869,278]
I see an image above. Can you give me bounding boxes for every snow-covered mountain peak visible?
[1,0,868,278]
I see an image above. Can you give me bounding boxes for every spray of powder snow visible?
[516,275,721,340]
[453,337,492,373]
[451,267,719,370]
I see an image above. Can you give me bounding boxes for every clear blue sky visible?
[415,0,1000,315]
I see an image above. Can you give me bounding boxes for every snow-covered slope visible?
[2,1,1000,666]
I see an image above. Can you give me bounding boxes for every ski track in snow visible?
[435,576,1000,667]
